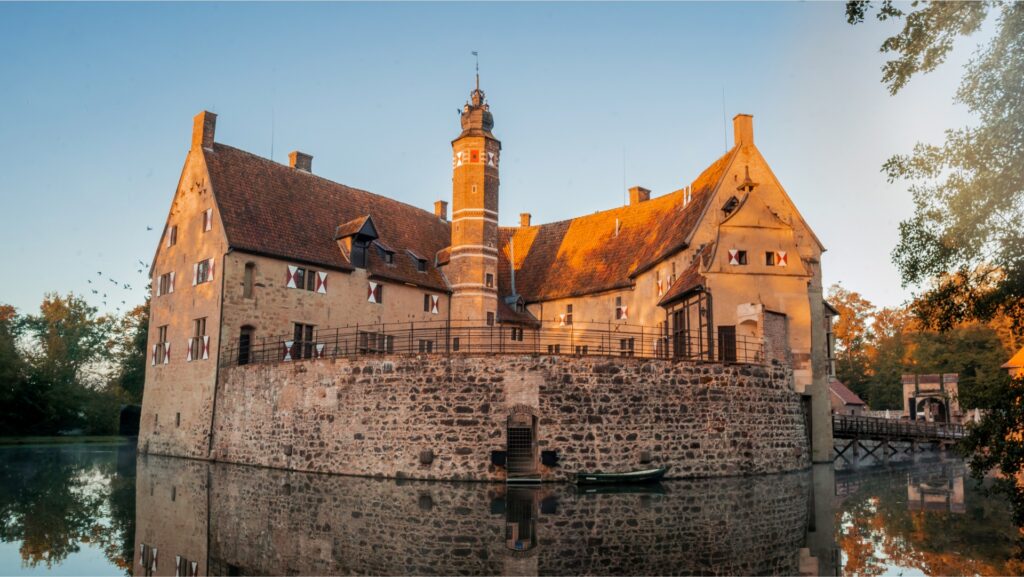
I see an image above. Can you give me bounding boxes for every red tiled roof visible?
[206,144,451,292]
[830,379,865,406]
[498,147,736,303]
[497,298,540,327]
[1003,347,1024,370]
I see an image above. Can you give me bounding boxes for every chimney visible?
[520,213,532,227]
[628,186,651,205]
[289,151,313,172]
[434,200,448,220]
[733,114,753,146]
[192,111,217,151]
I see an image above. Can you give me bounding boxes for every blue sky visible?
[0,2,982,316]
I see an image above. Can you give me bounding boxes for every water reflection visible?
[135,454,827,576]
[0,443,136,575]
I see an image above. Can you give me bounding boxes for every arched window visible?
[243,262,255,298]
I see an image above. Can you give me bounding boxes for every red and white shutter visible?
[207,259,215,281]
[776,251,788,267]
[315,343,325,358]
[156,277,162,297]
[729,249,740,266]
[203,209,212,232]
[282,341,293,362]
[151,344,158,366]
[151,548,158,572]
[430,295,439,314]
[202,336,210,360]
[619,305,628,320]
[192,263,199,286]
[163,342,170,364]
[286,265,298,289]
[368,281,378,303]
[175,556,182,577]
[316,271,328,294]
[558,313,566,327]
[168,271,175,294]
[190,561,198,577]
[656,279,664,297]
[186,338,194,362]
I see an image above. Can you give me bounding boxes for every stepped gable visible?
[498,147,737,303]
[205,143,451,292]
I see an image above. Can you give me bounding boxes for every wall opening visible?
[238,326,254,365]
[506,413,537,477]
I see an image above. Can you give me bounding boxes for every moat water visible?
[0,442,1019,576]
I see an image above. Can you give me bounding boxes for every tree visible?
[109,302,148,405]
[865,306,914,410]
[0,304,30,436]
[847,1,1024,334]
[18,293,116,434]
[828,284,875,399]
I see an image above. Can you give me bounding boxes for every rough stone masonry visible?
[210,354,810,481]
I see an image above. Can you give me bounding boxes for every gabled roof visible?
[658,243,714,307]
[205,143,451,292]
[830,379,865,406]
[335,215,377,240]
[497,147,737,302]
[1003,347,1024,370]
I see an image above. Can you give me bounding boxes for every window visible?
[154,413,158,427]
[238,326,254,366]
[728,250,748,266]
[452,337,460,352]
[202,208,212,232]
[547,344,561,354]
[575,345,589,355]
[383,250,394,264]
[156,325,168,364]
[293,323,315,359]
[357,331,393,354]
[157,272,174,296]
[190,318,207,361]
[424,294,431,312]
[369,282,383,304]
[418,339,434,353]
[619,338,635,357]
[416,259,427,272]
[194,259,214,284]
[243,263,255,298]
[766,251,775,266]
[515,300,526,313]
[565,304,573,326]
[718,326,737,362]
[175,412,181,427]
[510,327,524,342]
[485,273,494,288]
[615,296,626,320]
[166,225,177,247]
[487,312,495,326]
[351,240,369,268]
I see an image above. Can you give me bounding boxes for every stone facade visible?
[211,354,809,481]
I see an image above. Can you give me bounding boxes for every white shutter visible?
[163,342,170,364]
[729,249,740,266]
[186,338,193,362]
[368,281,378,303]
[202,336,210,360]
[317,271,328,294]
[151,345,157,366]
[156,277,162,297]
[204,209,212,232]
[175,556,182,577]
[620,305,628,320]
[151,548,158,571]
[283,341,293,362]
[558,313,566,327]
[286,265,297,289]
[315,343,325,358]
[208,259,215,281]
[431,295,439,314]
[192,263,198,286]
[169,271,175,293]
[777,251,788,267]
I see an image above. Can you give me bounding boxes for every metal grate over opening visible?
[506,425,535,476]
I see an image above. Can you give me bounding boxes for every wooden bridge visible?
[832,414,965,461]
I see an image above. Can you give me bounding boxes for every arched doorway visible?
[916,397,948,423]
[506,409,537,478]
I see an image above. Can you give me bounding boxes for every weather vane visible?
[472,51,479,90]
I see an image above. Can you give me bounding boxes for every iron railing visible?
[832,414,965,442]
[219,319,766,368]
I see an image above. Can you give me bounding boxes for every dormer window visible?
[721,196,740,215]
[383,250,394,265]
[351,240,369,268]
[416,258,427,272]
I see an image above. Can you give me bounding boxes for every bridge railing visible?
[219,319,766,369]
[832,414,965,441]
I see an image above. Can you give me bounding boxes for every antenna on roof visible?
[721,86,728,152]
[472,51,479,91]
[270,106,276,162]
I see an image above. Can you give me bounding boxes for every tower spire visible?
[472,51,479,91]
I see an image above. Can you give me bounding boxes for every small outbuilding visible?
[829,379,866,416]
[1002,347,1024,378]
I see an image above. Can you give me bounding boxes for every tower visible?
[449,77,501,324]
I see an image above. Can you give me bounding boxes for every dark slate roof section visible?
[657,244,714,307]
[205,143,451,292]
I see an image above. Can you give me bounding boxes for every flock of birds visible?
[86,226,153,313]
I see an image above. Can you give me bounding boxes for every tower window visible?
[485,273,494,288]
[565,304,573,326]
[487,312,495,326]
[243,263,255,298]
[765,251,775,266]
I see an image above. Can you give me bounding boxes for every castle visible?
[139,80,834,479]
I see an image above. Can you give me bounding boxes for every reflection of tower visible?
[449,75,501,324]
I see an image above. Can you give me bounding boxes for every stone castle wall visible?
[211,354,809,481]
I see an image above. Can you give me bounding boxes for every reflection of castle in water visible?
[907,463,966,514]
[134,455,840,575]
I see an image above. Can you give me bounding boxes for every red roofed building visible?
[139,80,834,463]
[829,379,866,416]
